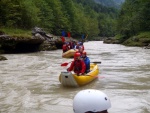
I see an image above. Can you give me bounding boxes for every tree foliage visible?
[116,0,150,41]
[0,0,118,37]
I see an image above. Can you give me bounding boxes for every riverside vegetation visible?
[0,0,150,56]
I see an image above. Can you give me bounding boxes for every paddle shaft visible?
[92,61,101,64]
[61,61,101,66]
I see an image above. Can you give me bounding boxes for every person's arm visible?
[67,61,74,71]
[82,45,84,50]
[80,61,86,74]
[74,45,77,49]
[87,58,90,70]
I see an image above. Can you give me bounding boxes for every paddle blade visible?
[61,62,69,66]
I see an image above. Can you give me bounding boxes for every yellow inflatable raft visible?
[59,63,99,87]
[62,49,77,58]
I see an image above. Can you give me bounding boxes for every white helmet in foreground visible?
[73,89,111,113]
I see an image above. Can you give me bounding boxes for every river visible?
[0,41,150,113]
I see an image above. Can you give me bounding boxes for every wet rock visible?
[0,55,7,61]
[0,31,5,35]
[0,34,45,53]
[144,44,150,49]
[39,40,57,51]
[103,37,119,44]
[0,28,78,53]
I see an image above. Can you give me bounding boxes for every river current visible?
[0,41,150,113]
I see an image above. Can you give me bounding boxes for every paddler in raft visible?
[62,42,70,53]
[75,47,90,74]
[67,52,86,76]
[81,51,90,73]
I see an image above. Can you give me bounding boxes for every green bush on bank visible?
[0,27,32,38]
[137,32,150,39]
[123,32,150,46]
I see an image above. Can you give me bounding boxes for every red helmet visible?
[74,52,81,59]
[82,51,86,56]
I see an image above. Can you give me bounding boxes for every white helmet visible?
[73,89,111,113]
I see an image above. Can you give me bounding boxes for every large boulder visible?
[0,34,45,53]
[144,44,150,49]
[39,40,57,51]
[32,27,53,41]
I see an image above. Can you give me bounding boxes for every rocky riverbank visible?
[103,34,150,48]
[0,34,57,53]
[0,29,78,60]
[103,37,120,44]
[0,32,73,54]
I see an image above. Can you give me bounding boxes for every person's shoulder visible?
[86,57,90,61]
[86,56,90,59]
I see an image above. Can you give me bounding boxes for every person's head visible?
[82,51,87,58]
[74,52,81,60]
[66,42,69,45]
[76,42,79,45]
[73,89,111,113]
[79,42,83,45]
[79,46,83,53]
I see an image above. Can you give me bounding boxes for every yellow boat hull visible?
[62,49,77,58]
[59,63,99,87]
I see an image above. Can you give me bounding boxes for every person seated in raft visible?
[79,41,84,50]
[72,41,76,49]
[74,42,80,50]
[62,42,70,53]
[81,51,90,73]
[75,46,84,55]
[66,42,71,50]
[67,52,86,76]
[69,41,75,49]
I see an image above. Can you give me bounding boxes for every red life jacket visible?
[69,42,74,49]
[74,60,82,73]
[68,60,86,74]
[62,44,67,52]
[61,36,65,42]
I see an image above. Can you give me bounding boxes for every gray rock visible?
[0,55,7,61]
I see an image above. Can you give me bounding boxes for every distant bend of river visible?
[0,41,150,113]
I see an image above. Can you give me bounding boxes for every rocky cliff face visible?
[0,34,44,53]
[0,33,58,54]
[0,27,78,54]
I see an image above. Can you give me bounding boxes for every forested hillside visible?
[113,0,125,5]
[94,0,125,8]
[0,0,118,37]
[116,0,150,45]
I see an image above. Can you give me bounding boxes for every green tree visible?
[34,0,54,32]
[0,0,22,27]
[46,0,70,35]
[117,0,150,41]
[19,0,40,28]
